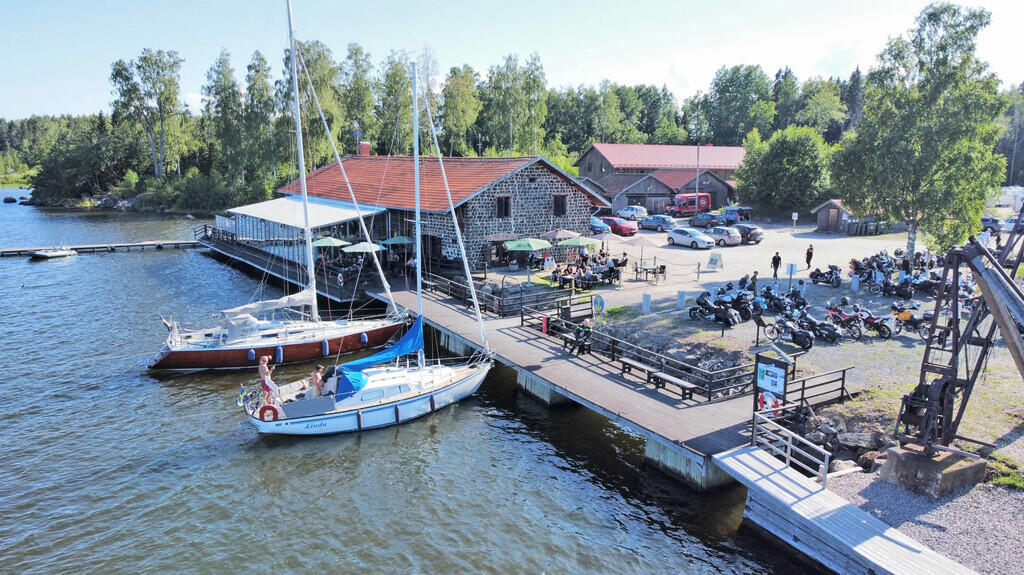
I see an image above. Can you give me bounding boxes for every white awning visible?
[227,195,385,230]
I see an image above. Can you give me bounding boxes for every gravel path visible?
[829,471,1024,575]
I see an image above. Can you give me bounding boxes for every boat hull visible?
[245,363,490,436]
[148,321,404,370]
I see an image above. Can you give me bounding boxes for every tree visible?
[772,67,801,131]
[842,67,865,129]
[110,49,184,178]
[795,79,846,138]
[202,50,243,184]
[832,3,1007,254]
[242,51,276,200]
[339,43,376,151]
[374,51,413,155]
[746,100,776,140]
[735,125,831,213]
[995,83,1023,186]
[705,65,772,145]
[439,65,481,156]
[416,46,441,152]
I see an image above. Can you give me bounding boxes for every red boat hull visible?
[148,322,404,370]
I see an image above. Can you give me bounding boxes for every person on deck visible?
[310,365,324,398]
[259,356,278,405]
[569,318,593,356]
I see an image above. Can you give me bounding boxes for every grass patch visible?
[604,305,639,320]
[987,454,1024,490]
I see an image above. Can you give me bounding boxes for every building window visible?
[528,176,537,183]
[586,161,593,173]
[553,195,567,217]
[496,196,511,218]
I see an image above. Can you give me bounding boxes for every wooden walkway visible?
[713,446,974,575]
[0,240,199,257]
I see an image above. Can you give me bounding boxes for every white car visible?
[616,205,648,220]
[705,226,743,246]
[1003,217,1018,233]
[667,227,714,249]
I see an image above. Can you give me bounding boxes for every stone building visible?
[220,152,607,272]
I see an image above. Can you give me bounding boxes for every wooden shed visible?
[810,199,852,232]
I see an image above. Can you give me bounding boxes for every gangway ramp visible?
[713,446,975,575]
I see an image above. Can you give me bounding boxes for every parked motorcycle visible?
[852,304,893,339]
[890,301,934,341]
[714,286,754,321]
[809,264,842,288]
[795,307,841,343]
[689,292,742,326]
[824,298,863,341]
[765,312,815,350]
[761,285,793,313]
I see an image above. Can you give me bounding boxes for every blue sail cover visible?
[336,317,424,394]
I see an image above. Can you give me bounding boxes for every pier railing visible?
[519,304,756,402]
[752,405,832,489]
[422,272,578,318]
[782,367,853,408]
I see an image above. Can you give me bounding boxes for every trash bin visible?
[847,221,858,235]
[850,274,860,292]
[866,222,877,235]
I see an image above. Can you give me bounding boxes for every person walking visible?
[749,270,759,294]
[805,245,814,269]
[771,252,782,279]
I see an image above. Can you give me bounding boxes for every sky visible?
[2,0,1021,119]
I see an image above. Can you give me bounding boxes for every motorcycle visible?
[795,307,841,343]
[765,311,815,350]
[890,301,934,341]
[852,304,893,339]
[909,271,940,297]
[714,286,754,321]
[824,298,863,341]
[689,292,742,327]
[809,264,843,288]
[761,285,793,313]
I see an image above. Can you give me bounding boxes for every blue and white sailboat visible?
[242,3,492,435]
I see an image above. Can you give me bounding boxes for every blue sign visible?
[593,295,605,314]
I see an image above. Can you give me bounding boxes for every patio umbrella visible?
[311,236,351,247]
[539,229,580,241]
[342,241,385,253]
[380,235,413,246]
[558,236,602,248]
[620,234,661,264]
[503,238,552,252]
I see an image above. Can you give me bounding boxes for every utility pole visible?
[695,144,701,199]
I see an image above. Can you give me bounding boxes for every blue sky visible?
[2,0,1020,119]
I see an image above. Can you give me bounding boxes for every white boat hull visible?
[245,362,491,436]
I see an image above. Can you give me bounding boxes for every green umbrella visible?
[342,241,385,253]
[380,235,414,246]
[311,236,351,247]
[558,236,602,248]
[503,238,552,251]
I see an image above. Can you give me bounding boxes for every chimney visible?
[357,141,371,157]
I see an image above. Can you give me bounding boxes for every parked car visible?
[723,206,753,222]
[590,215,611,234]
[732,223,765,244]
[688,212,725,228]
[981,216,1003,233]
[616,205,648,220]
[638,214,677,232]
[1003,217,1019,233]
[667,227,714,249]
[601,216,639,236]
[704,226,742,246]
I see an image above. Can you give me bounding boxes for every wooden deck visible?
[384,288,755,455]
[1,240,200,256]
[713,446,974,575]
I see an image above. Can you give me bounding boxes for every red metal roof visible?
[650,169,698,190]
[575,143,745,170]
[278,156,605,211]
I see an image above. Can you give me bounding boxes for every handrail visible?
[784,366,853,407]
[752,406,832,489]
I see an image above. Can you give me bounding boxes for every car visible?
[616,205,648,220]
[638,214,677,232]
[731,223,764,244]
[1003,217,1019,233]
[667,227,714,249]
[601,216,638,236]
[704,226,742,246]
[981,216,1004,233]
[723,206,753,222]
[688,212,725,228]
[590,215,611,234]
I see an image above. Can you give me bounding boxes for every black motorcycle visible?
[714,287,754,321]
[689,292,742,326]
[910,272,940,297]
[765,312,815,350]
[795,308,841,343]
[809,264,842,288]
[760,285,793,313]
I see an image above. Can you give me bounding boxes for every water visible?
[0,194,811,574]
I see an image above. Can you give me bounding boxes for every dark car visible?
[601,216,638,236]
[732,223,764,244]
[981,216,1004,233]
[688,212,725,228]
[638,214,677,232]
[723,206,753,223]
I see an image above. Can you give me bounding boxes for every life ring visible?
[258,404,281,422]
[758,392,782,416]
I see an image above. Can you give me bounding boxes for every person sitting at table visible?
[550,265,561,284]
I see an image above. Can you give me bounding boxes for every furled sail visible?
[336,317,424,394]
[221,289,316,318]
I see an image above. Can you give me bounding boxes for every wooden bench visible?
[650,370,699,400]
[619,357,657,383]
[559,332,577,350]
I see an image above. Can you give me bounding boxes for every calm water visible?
[0,192,808,574]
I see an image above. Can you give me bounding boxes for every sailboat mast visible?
[412,62,425,368]
[286,0,319,322]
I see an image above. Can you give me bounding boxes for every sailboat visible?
[147,4,406,371]
[240,16,492,435]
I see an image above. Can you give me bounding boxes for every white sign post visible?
[792,212,799,228]
[786,262,798,291]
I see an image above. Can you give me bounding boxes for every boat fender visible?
[258,404,281,422]
[247,348,256,361]
[275,346,283,364]
[322,339,330,356]
[360,332,368,345]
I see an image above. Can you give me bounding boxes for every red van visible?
[665,193,711,216]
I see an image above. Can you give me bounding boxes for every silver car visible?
[705,226,742,246]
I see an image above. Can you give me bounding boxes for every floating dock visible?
[1,240,200,257]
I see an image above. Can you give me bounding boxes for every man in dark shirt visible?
[771,252,782,279]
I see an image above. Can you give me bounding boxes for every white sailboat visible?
[240,14,492,435]
[148,2,406,371]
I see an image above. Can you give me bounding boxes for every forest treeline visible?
[0,3,1020,238]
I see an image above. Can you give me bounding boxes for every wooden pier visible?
[1,240,200,257]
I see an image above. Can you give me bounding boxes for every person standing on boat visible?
[311,365,324,397]
[259,355,278,404]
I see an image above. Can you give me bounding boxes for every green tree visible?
[202,50,244,184]
[242,51,276,200]
[832,3,1007,254]
[374,51,413,155]
[842,67,865,129]
[439,65,481,156]
[772,67,800,131]
[277,40,344,168]
[995,83,1023,186]
[736,125,831,213]
[110,49,184,178]
[339,43,376,151]
[795,78,847,137]
[747,100,776,139]
[705,65,772,145]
